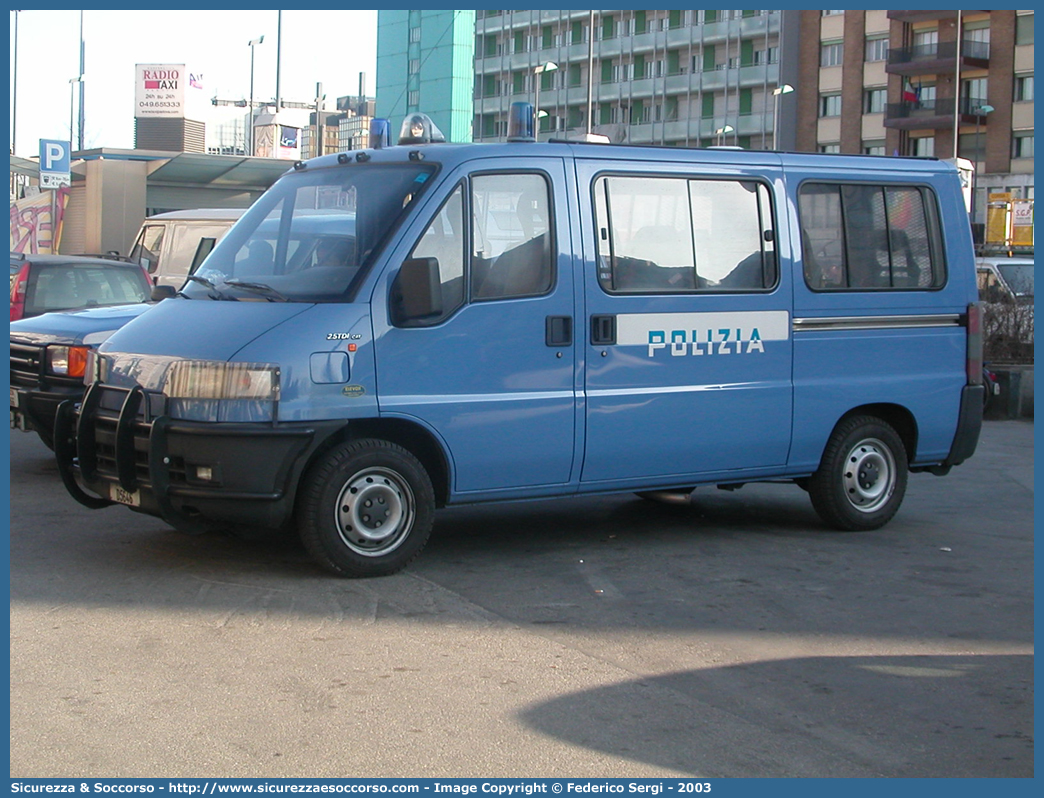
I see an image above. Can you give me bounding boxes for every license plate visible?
[109,484,141,507]
[10,387,19,408]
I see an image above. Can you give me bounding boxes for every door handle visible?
[545,315,573,347]
[590,315,616,345]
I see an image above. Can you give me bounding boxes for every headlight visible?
[46,345,90,378]
[162,360,280,422]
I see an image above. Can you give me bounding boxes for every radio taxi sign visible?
[135,63,186,118]
[38,139,71,188]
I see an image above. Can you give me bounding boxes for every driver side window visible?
[408,183,466,323]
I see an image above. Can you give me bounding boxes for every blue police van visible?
[55,106,984,577]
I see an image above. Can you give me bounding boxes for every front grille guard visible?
[55,382,213,532]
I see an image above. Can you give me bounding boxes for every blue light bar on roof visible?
[369,119,390,149]
[507,102,535,143]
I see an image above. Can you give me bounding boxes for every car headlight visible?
[162,360,280,422]
[46,345,90,378]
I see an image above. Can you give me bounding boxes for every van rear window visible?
[798,183,944,291]
[594,175,777,294]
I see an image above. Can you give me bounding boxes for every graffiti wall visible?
[10,187,70,254]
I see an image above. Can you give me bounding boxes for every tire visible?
[808,416,908,531]
[297,438,435,577]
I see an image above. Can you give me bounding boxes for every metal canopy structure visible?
[144,151,292,191]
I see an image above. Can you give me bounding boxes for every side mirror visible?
[151,284,177,301]
[391,257,442,325]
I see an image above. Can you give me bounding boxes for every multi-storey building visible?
[795,9,1034,231]
[473,10,789,148]
[376,9,477,143]
[376,9,1032,241]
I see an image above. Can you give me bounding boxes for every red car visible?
[10,252,153,321]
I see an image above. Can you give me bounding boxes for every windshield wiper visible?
[184,273,237,300]
[224,279,289,302]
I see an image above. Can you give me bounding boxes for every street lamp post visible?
[715,125,734,146]
[68,76,83,147]
[247,35,265,156]
[971,103,994,236]
[772,84,794,150]
[532,61,558,141]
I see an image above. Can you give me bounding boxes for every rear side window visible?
[26,264,150,314]
[594,175,777,293]
[798,182,944,290]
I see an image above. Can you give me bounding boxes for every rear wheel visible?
[297,439,435,577]
[809,416,908,531]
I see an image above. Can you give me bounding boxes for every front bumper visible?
[55,382,343,532]
[10,384,83,438]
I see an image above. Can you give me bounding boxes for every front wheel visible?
[297,439,435,577]
[808,416,908,531]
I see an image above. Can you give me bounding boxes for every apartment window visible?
[863,141,886,156]
[911,137,934,157]
[594,175,777,294]
[822,10,844,16]
[1015,13,1034,45]
[409,26,421,43]
[819,93,842,118]
[753,47,778,65]
[407,91,419,108]
[964,20,991,45]
[913,29,938,48]
[864,88,887,115]
[865,35,889,62]
[408,59,420,75]
[962,77,988,110]
[798,183,942,291]
[820,41,843,67]
[819,143,841,154]
[1015,74,1034,102]
[1013,132,1034,159]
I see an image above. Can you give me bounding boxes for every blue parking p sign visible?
[39,139,72,188]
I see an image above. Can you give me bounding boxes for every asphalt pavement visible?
[8,420,1034,778]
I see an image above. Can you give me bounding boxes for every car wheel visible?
[808,416,908,531]
[297,438,435,577]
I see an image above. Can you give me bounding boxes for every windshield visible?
[997,263,1034,299]
[182,163,435,302]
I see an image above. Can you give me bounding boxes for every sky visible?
[9,8,378,157]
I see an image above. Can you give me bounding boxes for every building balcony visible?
[886,10,989,23]
[883,97,992,131]
[886,40,990,76]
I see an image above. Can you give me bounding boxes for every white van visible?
[976,255,1034,358]
[128,209,244,289]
